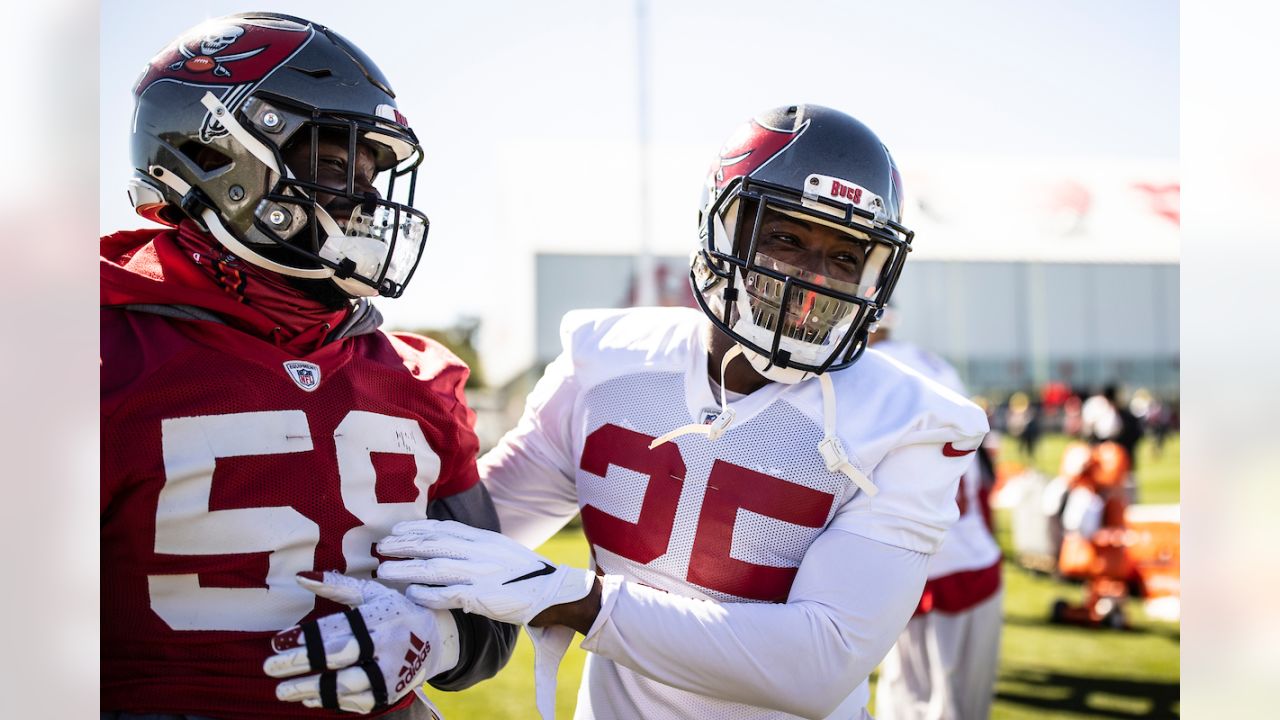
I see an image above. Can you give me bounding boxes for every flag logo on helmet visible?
[166,26,262,77]
[136,21,315,145]
[136,20,312,93]
[711,119,809,191]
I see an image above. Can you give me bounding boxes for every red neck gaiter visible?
[106,221,356,356]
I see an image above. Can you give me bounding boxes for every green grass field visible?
[431,433,1180,719]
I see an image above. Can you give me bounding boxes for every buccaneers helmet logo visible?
[135,21,315,143]
[165,26,263,78]
[136,21,312,93]
[711,119,808,191]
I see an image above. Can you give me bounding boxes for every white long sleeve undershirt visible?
[579,527,927,719]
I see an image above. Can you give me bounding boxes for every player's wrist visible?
[425,606,461,677]
[530,574,602,634]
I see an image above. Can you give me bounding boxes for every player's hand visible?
[263,571,459,714]
[378,519,596,628]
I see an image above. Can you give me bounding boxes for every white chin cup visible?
[697,269,843,385]
[740,345,814,384]
[730,311,821,385]
[727,263,855,383]
[317,209,381,297]
[315,204,425,298]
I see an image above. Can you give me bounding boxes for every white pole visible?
[634,0,657,307]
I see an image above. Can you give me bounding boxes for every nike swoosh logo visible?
[502,562,557,585]
[942,442,976,457]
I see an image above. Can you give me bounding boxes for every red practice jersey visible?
[101,232,482,718]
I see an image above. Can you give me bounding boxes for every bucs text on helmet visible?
[127,12,428,299]
[691,104,914,383]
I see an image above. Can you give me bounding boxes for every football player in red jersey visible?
[374,106,990,719]
[101,13,516,720]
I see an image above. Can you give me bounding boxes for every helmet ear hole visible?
[178,141,233,172]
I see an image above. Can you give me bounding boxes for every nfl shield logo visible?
[283,360,322,392]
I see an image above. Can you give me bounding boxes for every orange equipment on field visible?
[998,438,1181,627]
[1121,504,1181,621]
[1052,441,1151,628]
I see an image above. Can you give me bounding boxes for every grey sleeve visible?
[422,483,520,691]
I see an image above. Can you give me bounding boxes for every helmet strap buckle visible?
[335,257,358,279]
[180,187,214,219]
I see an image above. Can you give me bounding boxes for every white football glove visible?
[378,520,596,720]
[263,571,459,714]
[376,519,596,626]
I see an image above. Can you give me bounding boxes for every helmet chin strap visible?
[147,165,332,280]
[816,373,878,497]
[200,92,280,177]
[648,338,878,497]
[740,346,813,385]
[649,345,742,449]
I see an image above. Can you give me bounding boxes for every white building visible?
[510,149,1178,400]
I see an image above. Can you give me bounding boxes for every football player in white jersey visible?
[376,105,990,720]
[867,312,1004,720]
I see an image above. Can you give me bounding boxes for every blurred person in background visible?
[1081,384,1118,443]
[1081,383,1142,498]
[1036,381,1071,440]
[1061,391,1085,438]
[867,311,1003,720]
[1145,396,1174,457]
[1129,387,1176,459]
[374,105,988,720]
[1004,390,1042,460]
[101,13,515,719]
[1128,387,1153,423]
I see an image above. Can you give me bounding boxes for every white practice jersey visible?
[482,308,988,719]
[869,341,1002,580]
